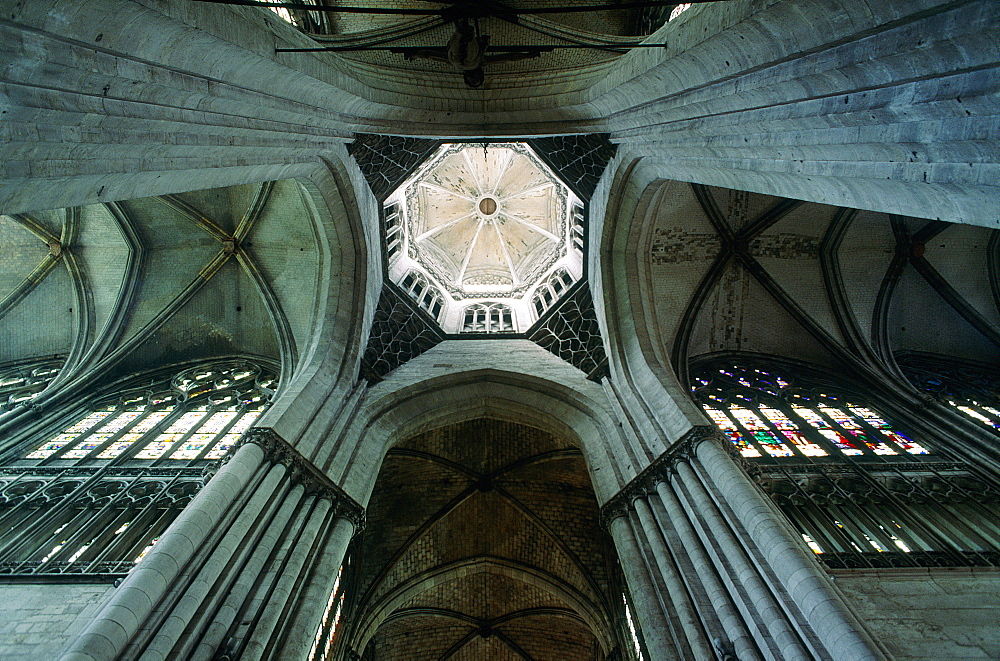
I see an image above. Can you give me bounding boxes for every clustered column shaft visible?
[60,429,363,661]
[604,427,885,661]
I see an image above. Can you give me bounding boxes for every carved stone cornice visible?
[217,427,366,532]
[600,425,720,526]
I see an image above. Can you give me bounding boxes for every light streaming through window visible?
[693,365,928,460]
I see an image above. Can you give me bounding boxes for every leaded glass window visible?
[692,365,929,460]
[692,360,1000,569]
[899,354,1000,436]
[17,361,275,465]
[0,360,278,577]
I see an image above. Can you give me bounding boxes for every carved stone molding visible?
[219,428,366,532]
[600,425,720,526]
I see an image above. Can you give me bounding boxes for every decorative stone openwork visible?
[385,142,584,334]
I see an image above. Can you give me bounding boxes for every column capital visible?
[600,425,720,527]
[217,427,366,532]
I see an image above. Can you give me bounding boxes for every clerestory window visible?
[461,303,515,333]
[692,359,1000,569]
[400,271,444,322]
[899,354,1000,436]
[0,359,278,577]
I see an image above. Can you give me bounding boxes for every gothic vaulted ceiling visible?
[637,181,1000,385]
[0,181,323,387]
[349,419,621,660]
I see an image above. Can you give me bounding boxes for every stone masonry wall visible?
[0,583,116,659]
[833,569,1000,660]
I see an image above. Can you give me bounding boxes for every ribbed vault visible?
[0,180,325,398]
[629,179,1000,387]
[347,419,621,661]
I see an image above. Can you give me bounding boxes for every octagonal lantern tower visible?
[384,143,584,334]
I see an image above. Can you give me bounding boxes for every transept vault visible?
[0,1,999,659]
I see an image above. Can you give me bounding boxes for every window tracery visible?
[462,302,515,333]
[0,360,278,576]
[399,271,444,321]
[21,361,275,464]
[0,358,64,412]
[692,365,928,460]
[692,360,1000,569]
[899,354,1000,435]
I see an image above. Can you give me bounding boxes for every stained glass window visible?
[691,360,1000,569]
[692,364,929,461]
[0,360,279,577]
[899,354,1000,436]
[19,361,277,465]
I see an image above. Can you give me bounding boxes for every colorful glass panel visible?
[791,407,863,455]
[26,409,115,458]
[135,410,207,459]
[730,408,793,457]
[819,407,897,455]
[955,404,1000,430]
[848,407,929,454]
[703,407,761,457]
[62,410,145,458]
[759,408,828,456]
[205,408,264,459]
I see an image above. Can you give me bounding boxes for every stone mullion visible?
[694,436,884,661]
[0,470,105,560]
[23,504,98,573]
[39,473,171,573]
[88,504,163,574]
[650,480,760,661]
[776,499,836,554]
[76,506,136,571]
[834,465,967,565]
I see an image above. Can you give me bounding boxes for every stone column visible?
[603,426,887,661]
[607,509,686,660]
[59,428,364,661]
[62,440,266,661]
[694,433,884,661]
